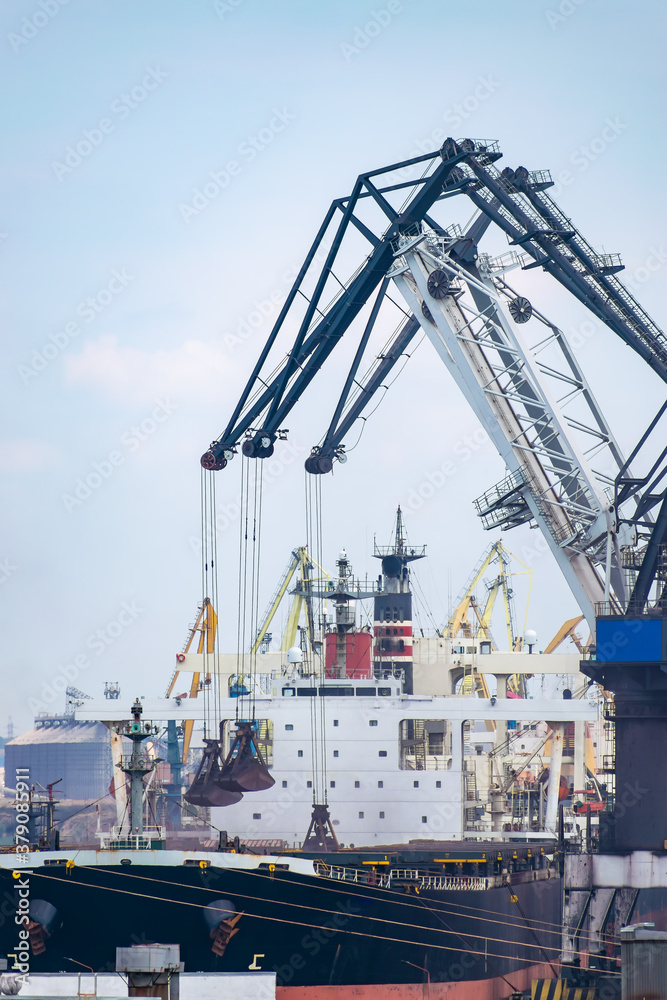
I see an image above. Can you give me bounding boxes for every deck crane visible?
[202,138,667,631]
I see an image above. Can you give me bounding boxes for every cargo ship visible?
[1,514,597,998]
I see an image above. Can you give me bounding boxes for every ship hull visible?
[0,858,562,996]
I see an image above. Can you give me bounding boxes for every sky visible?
[2,0,666,736]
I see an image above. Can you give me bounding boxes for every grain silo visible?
[5,715,113,800]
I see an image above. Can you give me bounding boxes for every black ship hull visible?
[0,854,563,997]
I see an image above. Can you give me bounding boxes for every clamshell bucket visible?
[217,721,275,792]
[185,739,243,807]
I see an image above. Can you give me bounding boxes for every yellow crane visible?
[166,597,217,763]
[544,614,592,654]
[252,546,329,654]
[445,541,532,700]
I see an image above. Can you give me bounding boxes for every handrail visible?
[314,862,488,891]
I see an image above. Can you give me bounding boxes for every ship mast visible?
[116,699,160,837]
[373,506,425,692]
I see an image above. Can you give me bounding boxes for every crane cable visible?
[304,470,329,807]
[304,471,319,805]
[200,468,217,737]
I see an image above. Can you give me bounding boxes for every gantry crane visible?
[200,138,667,883]
[201,138,667,630]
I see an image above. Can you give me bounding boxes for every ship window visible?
[369,720,378,727]
[379,750,387,757]
[285,724,293,731]
[333,750,339,757]
[282,687,295,697]
[297,687,316,697]
[307,781,312,788]
[333,719,339,726]
[355,780,360,788]
[378,780,383,788]
[422,816,427,824]
[379,811,385,819]
[282,781,287,788]
[330,780,335,788]
[413,780,419,788]
[298,750,304,757]
[359,812,364,819]
[253,813,261,820]
[436,780,441,788]
[393,628,397,635]
[319,686,354,697]
[356,687,376,696]
[378,687,391,696]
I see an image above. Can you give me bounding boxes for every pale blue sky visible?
[2,0,666,733]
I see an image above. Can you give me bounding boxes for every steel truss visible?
[203,139,667,621]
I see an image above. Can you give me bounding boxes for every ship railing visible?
[100,826,165,850]
[315,862,488,891]
[314,862,392,887]
[388,870,489,891]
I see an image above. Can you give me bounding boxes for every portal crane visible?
[202,139,667,628]
[252,546,328,654]
[445,540,530,650]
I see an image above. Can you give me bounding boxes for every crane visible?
[202,138,667,863]
[252,546,329,655]
[444,540,531,650]
[166,597,217,764]
[201,138,666,628]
